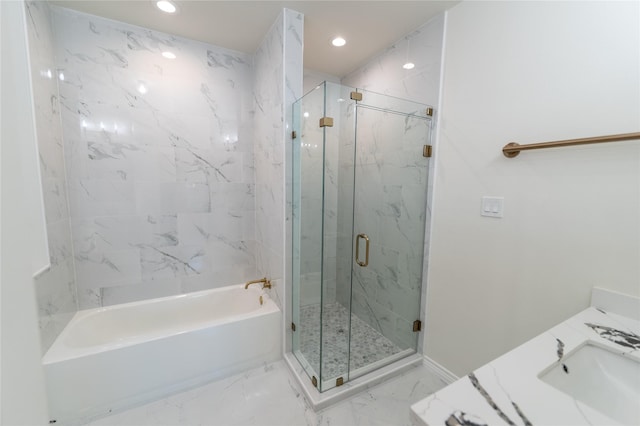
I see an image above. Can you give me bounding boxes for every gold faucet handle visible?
[245,277,272,289]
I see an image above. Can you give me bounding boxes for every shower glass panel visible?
[292,82,356,391]
[292,84,325,383]
[292,82,432,392]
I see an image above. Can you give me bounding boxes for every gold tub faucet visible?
[245,277,272,289]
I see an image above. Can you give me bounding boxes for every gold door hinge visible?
[291,322,296,332]
[311,376,318,388]
[336,377,344,387]
[423,145,432,158]
[350,91,362,101]
[426,107,434,117]
[413,319,422,332]
[292,131,297,139]
[319,117,334,127]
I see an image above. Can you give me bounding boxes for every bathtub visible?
[43,284,281,424]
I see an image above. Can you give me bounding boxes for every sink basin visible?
[539,343,640,425]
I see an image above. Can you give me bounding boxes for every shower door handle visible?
[355,233,370,267]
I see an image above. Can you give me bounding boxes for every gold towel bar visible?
[503,131,640,158]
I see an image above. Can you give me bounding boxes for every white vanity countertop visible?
[411,289,640,426]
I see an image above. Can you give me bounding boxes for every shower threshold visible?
[284,351,423,410]
[294,347,415,391]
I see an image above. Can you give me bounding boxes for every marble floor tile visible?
[85,359,447,426]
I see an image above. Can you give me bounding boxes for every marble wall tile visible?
[206,239,255,268]
[282,5,304,312]
[175,148,244,184]
[45,218,74,267]
[72,215,178,254]
[51,6,256,308]
[254,9,303,311]
[177,211,244,246]
[133,181,211,215]
[341,14,445,105]
[140,245,208,281]
[101,279,181,306]
[34,257,76,353]
[85,142,177,183]
[67,178,136,218]
[77,288,102,310]
[180,265,256,293]
[75,248,142,288]
[25,0,78,354]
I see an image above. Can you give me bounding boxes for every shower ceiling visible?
[50,0,459,77]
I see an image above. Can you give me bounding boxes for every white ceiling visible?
[50,0,459,77]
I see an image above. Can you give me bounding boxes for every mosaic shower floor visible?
[298,302,403,381]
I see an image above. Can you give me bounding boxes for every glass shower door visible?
[292,83,432,391]
[292,82,355,391]
[348,90,432,380]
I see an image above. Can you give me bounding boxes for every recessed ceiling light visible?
[162,51,176,59]
[402,62,415,70]
[332,37,346,47]
[156,0,177,13]
[137,83,148,94]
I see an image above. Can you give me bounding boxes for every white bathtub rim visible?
[43,284,277,365]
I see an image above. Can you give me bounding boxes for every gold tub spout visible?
[244,277,272,289]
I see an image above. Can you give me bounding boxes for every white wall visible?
[426,0,640,376]
[1,0,50,422]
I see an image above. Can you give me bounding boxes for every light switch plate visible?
[481,196,504,218]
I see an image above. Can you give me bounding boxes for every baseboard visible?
[421,355,458,384]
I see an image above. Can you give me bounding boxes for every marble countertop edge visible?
[411,289,640,426]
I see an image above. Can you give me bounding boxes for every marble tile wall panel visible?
[51,7,256,308]
[25,0,78,354]
[253,9,303,311]
[253,12,284,308]
[281,6,303,334]
[341,14,445,105]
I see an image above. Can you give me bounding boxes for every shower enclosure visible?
[291,82,433,392]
